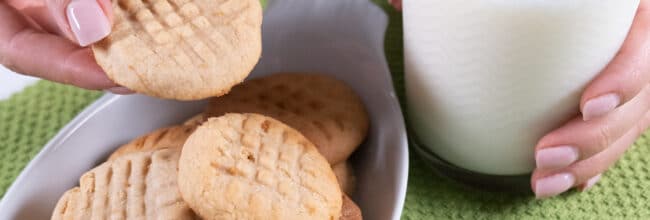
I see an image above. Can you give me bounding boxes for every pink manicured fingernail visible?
[536,146,579,170]
[67,0,111,46]
[388,0,402,10]
[535,173,575,199]
[106,87,134,95]
[582,93,620,121]
[580,174,602,191]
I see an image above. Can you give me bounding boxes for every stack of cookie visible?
[51,73,369,220]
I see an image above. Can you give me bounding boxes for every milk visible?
[404,1,640,175]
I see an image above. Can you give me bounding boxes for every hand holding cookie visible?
[0,0,128,93]
[1,0,263,100]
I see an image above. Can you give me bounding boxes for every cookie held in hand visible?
[93,0,263,100]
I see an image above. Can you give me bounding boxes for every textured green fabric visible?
[0,82,102,196]
[2,1,650,219]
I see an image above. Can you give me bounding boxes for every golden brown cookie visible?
[332,162,356,195]
[52,148,197,220]
[107,125,196,161]
[340,194,363,220]
[51,188,80,220]
[183,113,206,127]
[205,73,370,164]
[178,114,342,220]
[92,0,263,100]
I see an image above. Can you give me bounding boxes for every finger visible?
[4,0,56,32]
[536,85,650,169]
[14,4,61,34]
[0,2,118,90]
[106,86,134,95]
[46,0,112,46]
[532,109,650,198]
[388,0,401,11]
[580,1,650,120]
[577,173,602,192]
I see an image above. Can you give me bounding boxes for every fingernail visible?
[582,93,620,121]
[580,174,602,192]
[536,146,579,170]
[535,173,575,199]
[106,87,134,95]
[67,0,111,47]
[389,0,402,10]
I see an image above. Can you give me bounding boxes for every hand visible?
[0,0,131,94]
[388,0,401,11]
[532,0,650,198]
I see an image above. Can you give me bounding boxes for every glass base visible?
[410,134,532,193]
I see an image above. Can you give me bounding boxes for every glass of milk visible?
[404,0,640,189]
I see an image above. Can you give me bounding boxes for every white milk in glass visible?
[404,1,640,175]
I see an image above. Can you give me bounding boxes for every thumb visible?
[47,0,113,46]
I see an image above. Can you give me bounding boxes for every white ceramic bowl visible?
[0,0,409,219]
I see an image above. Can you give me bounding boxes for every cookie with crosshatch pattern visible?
[183,113,206,126]
[340,194,363,220]
[332,161,356,195]
[178,113,342,220]
[107,124,197,161]
[51,148,197,220]
[205,73,370,165]
[92,0,262,100]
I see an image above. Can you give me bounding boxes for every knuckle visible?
[595,125,614,152]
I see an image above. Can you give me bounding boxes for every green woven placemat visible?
[2,1,650,219]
